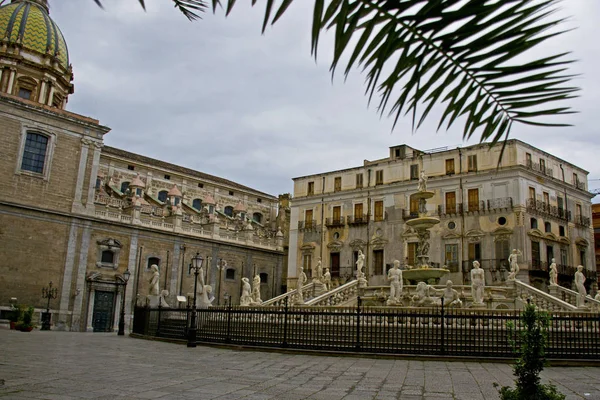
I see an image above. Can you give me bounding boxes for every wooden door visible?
[92,291,115,333]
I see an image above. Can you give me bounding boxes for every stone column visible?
[6,68,16,95]
[58,220,79,329]
[85,141,103,213]
[112,290,122,332]
[39,79,48,104]
[86,289,95,332]
[169,243,181,303]
[71,137,92,213]
[71,222,92,331]
[125,233,139,333]
[46,83,55,106]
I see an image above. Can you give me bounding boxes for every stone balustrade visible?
[305,280,358,306]
[513,280,577,311]
[262,283,315,307]
[549,284,600,310]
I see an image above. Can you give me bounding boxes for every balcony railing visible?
[525,159,553,178]
[437,203,462,216]
[576,180,586,190]
[530,261,597,282]
[526,198,572,222]
[325,217,345,227]
[574,214,591,228]
[298,220,318,231]
[347,214,368,225]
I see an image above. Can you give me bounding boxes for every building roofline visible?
[101,146,278,200]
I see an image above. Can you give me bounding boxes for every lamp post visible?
[117,269,131,336]
[188,252,204,348]
[41,281,58,330]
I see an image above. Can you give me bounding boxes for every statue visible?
[314,258,323,279]
[574,265,587,308]
[412,282,435,306]
[252,274,262,304]
[386,260,403,305]
[417,170,428,192]
[240,277,253,306]
[149,264,160,296]
[507,249,522,280]
[197,285,212,309]
[356,250,365,279]
[549,258,558,286]
[296,267,307,304]
[470,260,485,305]
[322,268,331,291]
[442,281,462,308]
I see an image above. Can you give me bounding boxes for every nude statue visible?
[356,250,365,279]
[471,260,485,305]
[387,260,403,305]
[442,280,462,308]
[252,274,262,304]
[412,282,434,306]
[574,265,587,308]
[240,277,253,306]
[507,249,521,280]
[296,267,307,304]
[549,258,558,286]
[314,258,323,279]
[322,268,331,291]
[418,170,427,192]
[149,264,160,296]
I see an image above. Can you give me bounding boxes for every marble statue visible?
[356,250,365,279]
[412,282,435,306]
[149,264,160,296]
[386,260,403,305]
[470,261,485,305]
[322,268,331,291]
[442,281,462,308]
[549,258,558,286]
[418,170,428,192]
[314,258,323,279]
[197,285,212,309]
[252,274,262,304]
[240,277,253,306]
[574,265,587,308]
[507,249,522,280]
[296,267,307,304]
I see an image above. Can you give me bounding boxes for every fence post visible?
[355,296,361,351]
[283,296,289,348]
[440,296,445,355]
[225,302,232,343]
[156,301,162,337]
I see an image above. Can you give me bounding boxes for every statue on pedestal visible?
[240,277,253,306]
[296,267,307,305]
[149,264,160,296]
[146,264,170,307]
[356,250,365,280]
[411,282,435,306]
[549,258,558,286]
[252,274,262,305]
[574,265,587,308]
[507,249,522,280]
[417,170,428,192]
[314,258,323,280]
[386,260,403,305]
[470,261,485,305]
[442,281,462,308]
[322,268,331,291]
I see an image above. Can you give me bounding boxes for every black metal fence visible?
[132,304,600,359]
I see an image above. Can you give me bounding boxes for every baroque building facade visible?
[0,0,287,332]
[288,141,595,292]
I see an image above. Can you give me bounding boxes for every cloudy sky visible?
[50,0,600,199]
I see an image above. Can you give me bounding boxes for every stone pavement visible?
[0,330,599,400]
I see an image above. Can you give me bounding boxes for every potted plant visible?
[7,305,23,330]
[15,306,36,332]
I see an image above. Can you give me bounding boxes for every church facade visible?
[0,0,287,332]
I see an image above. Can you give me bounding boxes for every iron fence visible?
[133,304,600,359]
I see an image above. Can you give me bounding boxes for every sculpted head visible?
[577,265,584,272]
[151,264,159,273]
[446,280,453,288]
[393,260,400,269]
[473,260,480,269]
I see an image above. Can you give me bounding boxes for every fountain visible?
[403,171,449,284]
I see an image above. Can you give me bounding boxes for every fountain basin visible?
[403,267,450,285]
[405,216,440,230]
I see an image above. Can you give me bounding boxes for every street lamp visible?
[41,281,58,330]
[117,269,131,336]
[188,252,204,348]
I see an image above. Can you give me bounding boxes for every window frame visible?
[307,181,315,196]
[467,154,478,172]
[375,170,383,185]
[356,173,363,189]
[15,128,57,181]
[334,176,342,192]
[445,158,455,175]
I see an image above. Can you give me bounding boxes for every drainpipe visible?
[458,148,466,281]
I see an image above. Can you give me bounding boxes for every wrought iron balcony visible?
[437,203,462,216]
[525,159,553,178]
[526,198,572,222]
[298,220,318,231]
[576,180,586,190]
[325,217,345,227]
[347,214,368,225]
[574,214,591,228]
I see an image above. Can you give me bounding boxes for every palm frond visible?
[92,1,208,21]
[210,0,578,145]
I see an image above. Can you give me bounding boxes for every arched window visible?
[530,218,538,230]
[192,199,202,211]
[101,250,114,264]
[259,273,268,284]
[120,181,130,194]
[147,257,160,269]
[544,222,551,233]
[224,206,234,217]
[225,268,235,280]
[253,212,263,224]
[158,190,168,203]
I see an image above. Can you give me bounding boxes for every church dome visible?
[0,1,68,70]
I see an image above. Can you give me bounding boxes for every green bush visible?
[496,303,565,400]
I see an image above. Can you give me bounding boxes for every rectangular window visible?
[495,239,510,271]
[164,174,171,180]
[543,191,549,205]
[198,183,204,188]
[257,198,262,203]
[576,204,582,217]
[540,159,546,173]
[445,244,459,272]
[334,177,342,192]
[21,132,48,174]
[410,164,419,180]
[354,203,363,220]
[467,188,479,211]
[356,173,363,188]
[573,173,578,185]
[307,181,315,196]
[529,187,536,200]
[127,165,135,171]
[531,241,541,269]
[559,225,565,236]
[468,155,477,172]
[560,247,568,266]
[305,209,313,229]
[557,196,564,211]
[225,268,235,280]
[526,152,532,166]
[332,206,341,222]
[468,242,481,262]
[375,170,383,185]
[330,252,340,278]
[373,249,384,275]
[302,254,312,279]
[410,196,419,214]
[228,190,234,196]
[445,159,455,175]
[374,200,384,221]
[445,192,456,214]
[18,88,32,100]
[407,243,417,266]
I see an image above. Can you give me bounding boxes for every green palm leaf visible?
[96,0,579,146]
